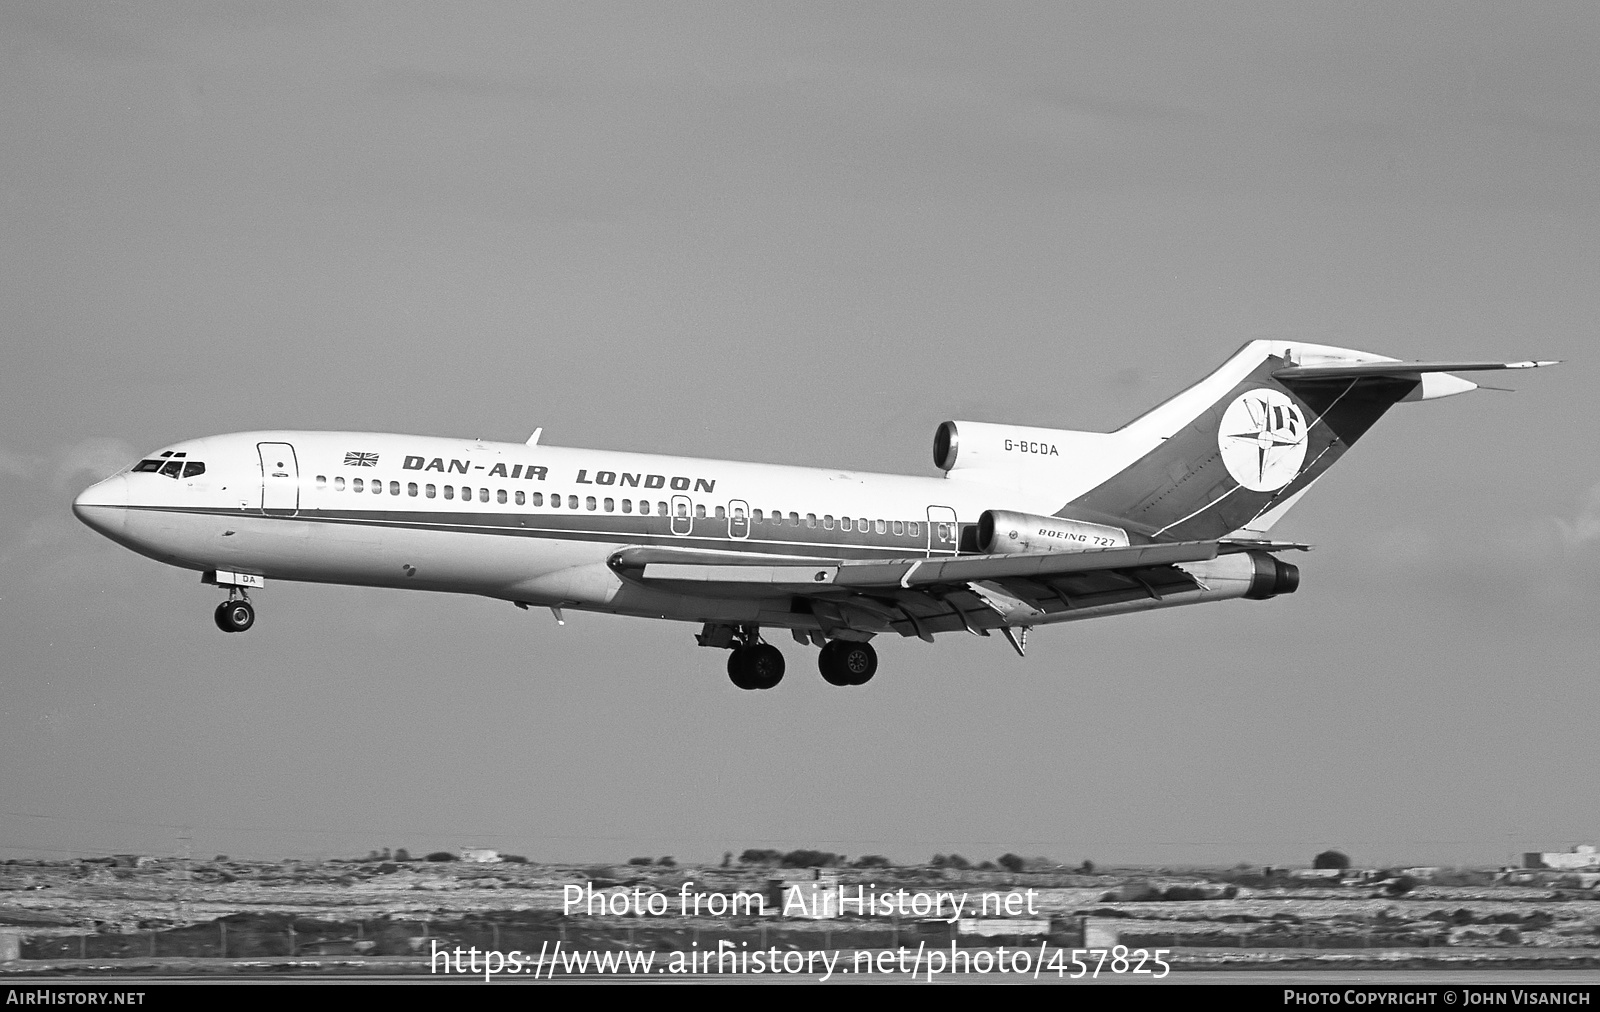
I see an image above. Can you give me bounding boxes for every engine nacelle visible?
[1244,551,1300,599]
[976,510,1130,555]
[933,420,1079,473]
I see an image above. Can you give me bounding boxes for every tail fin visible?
[1059,341,1555,542]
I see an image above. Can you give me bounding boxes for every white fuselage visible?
[74,430,1077,626]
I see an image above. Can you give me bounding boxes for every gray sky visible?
[2,1,1596,869]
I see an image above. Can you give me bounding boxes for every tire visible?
[726,648,760,690]
[214,602,235,633]
[747,643,785,689]
[219,600,255,633]
[838,641,877,685]
[818,640,853,686]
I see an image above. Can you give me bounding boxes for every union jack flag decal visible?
[343,452,379,467]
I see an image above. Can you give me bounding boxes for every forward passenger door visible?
[258,442,299,516]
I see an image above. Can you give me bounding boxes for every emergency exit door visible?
[927,505,958,556]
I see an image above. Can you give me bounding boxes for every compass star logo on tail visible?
[1218,389,1309,491]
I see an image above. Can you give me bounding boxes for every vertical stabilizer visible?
[1058,342,1551,542]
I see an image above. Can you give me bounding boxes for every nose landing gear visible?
[213,591,255,633]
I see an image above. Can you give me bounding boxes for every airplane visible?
[72,340,1554,690]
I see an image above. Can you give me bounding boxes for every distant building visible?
[1523,845,1599,871]
[957,918,1050,938]
[460,848,502,864]
[1290,868,1343,880]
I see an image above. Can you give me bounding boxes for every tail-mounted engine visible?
[975,509,1130,555]
[934,420,1079,473]
[1244,551,1300,599]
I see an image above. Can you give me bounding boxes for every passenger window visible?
[875,519,887,534]
[391,481,401,495]
[660,502,670,516]
[789,512,800,525]
[892,520,903,535]
[622,499,632,514]
[160,460,182,478]
[426,484,436,498]
[676,502,688,517]
[840,517,852,532]
[908,522,918,537]
[753,509,764,522]
[715,506,726,519]
[443,485,454,500]
[353,478,364,492]
[335,476,346,491]
[806,513,816,528]
[373,481,383,494]
[515,491,525,505]
[604,498,614,512]
[408,482,418,497]
[315,474,326,488]
[479,488,489,503]
[637,499,648,514]
[568,495,578,509]
[823,515,834,529]
[497,489,507,504]
[530,492,542,506]
[695,504,706,518]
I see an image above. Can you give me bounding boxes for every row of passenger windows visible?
[313,475,921,536]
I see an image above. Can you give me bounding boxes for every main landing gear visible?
[699,624,785,690]
[727,642,785,691]
[213,590,255,633]
[697,624,877,689]
[818,639,877,686]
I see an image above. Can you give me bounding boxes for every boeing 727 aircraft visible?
[73,341,1553,689]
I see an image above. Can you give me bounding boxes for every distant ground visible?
[2,858,1596,974]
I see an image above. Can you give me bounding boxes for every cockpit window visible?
[134,456,205,478]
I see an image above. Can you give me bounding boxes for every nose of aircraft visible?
[73,473,129,539]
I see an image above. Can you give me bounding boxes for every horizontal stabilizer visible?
[1273,359,1557,380]
[1218,538,1312,553]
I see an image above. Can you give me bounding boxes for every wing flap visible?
[642,563,839,586]
[614,541,1218,593]
[834,540,1218,588]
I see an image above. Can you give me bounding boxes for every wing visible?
[609,542,1221,640]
